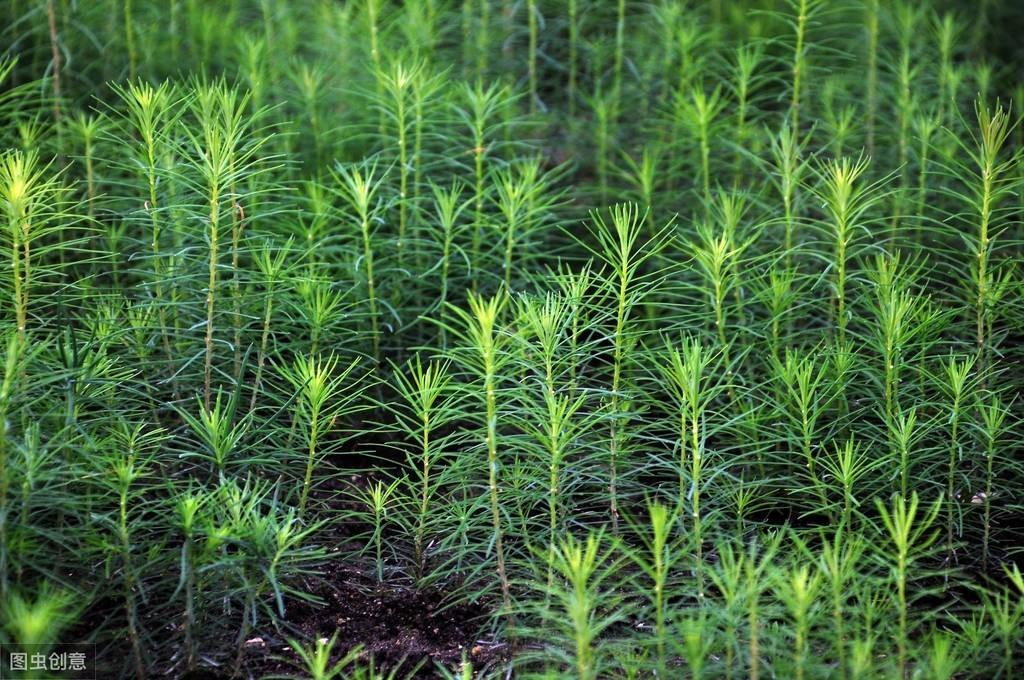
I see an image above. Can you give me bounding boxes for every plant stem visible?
[864,0,878,157]
[567,0,578,118]
[46,0,62,124]
[527,0,537,114]
[203,180,220,410]
[359,203,380,364]
[790,0,809,135]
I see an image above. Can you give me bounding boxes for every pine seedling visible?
[752,262,800,360]
[988,589,1024,679]
[666,10,707,116]
[278,353,362,517]
[428,181,469,349]
[612,647,649,680]
[1,582,75,647]
[172,489,206,673]
[743,533,782,680]
[93,422,169,679]
[0,332,25,597]
[656,335,720,601]
[688,191,757,368]
[707,539,745,677]
[677,84,726,211]
[50,328,125,427]
[14,119,45,155]
[623,500,675,671]
[865,255,942,453]
[771,347,833,515]
[873,492,943,679]
[388,355,454,583]
[67,112,103,219]
[813,154,879,344]
[550,263,594,393]
[543,531,622,680]
[819,78,858,159]
[239,35,269,117]
[397,0,440,61]
[889,407,920,501]
[0,149,62,342]
[376,60,425,266]
[228,497,324,676]
[184,80,262,409]
[786,0,824,135]
[452,80,508,279]
[282,633,362,680]
[729,42,765,184]
[357,477,402,584]
[296,278,346,357]
[332,161,386,364]
[973,63,996,110]
[976,392,1010,569]
[442,292,513,622]
[765,121,810,263]
[515,291,588,587]
[921,630,963,680]
[675,613,714,680]
[297,180,332,278]
[4,424,55,590]
[911,103,941,244]
[110,80,181,369]
[998,566,1024,674]
[250,237,292,411]
[951,101,1018,385]
[847,637,876,679]
[290,60,328,168]
[178,389,252,483]
[935,353,975,567]
[409,69,444,227]
[576,204,667,532]
[494,161,532,291]
[648,1,683,109]
[501,157,559,291]
[618,145,660,230]
[934,13,965,137]
[817,438,876,534]
[816,531,866,680]
[773,562,821,680]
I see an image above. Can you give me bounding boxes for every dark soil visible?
[238,567,506,679]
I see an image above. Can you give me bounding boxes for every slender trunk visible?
[46,0,62,123]
[203,183,221,410]
[248,282,275,413]
[360,213,380,363]
[864,0,879,156]
[567,0,578,118]
[608,269,628,534]
[231,201,245,381]
[484,354,512,622]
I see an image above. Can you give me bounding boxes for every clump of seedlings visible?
[0,1,1022,678]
